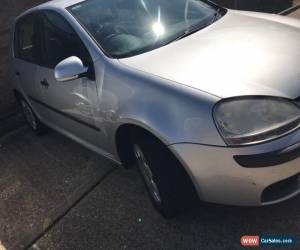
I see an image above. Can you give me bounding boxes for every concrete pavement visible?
[0,126,299,250]
[32,168,300,250]
[0,127,116,249]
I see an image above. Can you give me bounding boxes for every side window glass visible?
[15,14,39,63]
[41,11,92,69]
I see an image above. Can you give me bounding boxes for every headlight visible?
[213,97,300,146]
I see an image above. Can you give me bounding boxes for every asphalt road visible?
[0,125,299,250]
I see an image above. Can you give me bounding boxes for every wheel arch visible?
[115,122,168,168]
[115,122,198,197]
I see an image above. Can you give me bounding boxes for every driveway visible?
[0,126,299,250]
[0,127,115,249]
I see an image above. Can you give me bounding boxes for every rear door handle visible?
[15,71,20,76]
[40,79,49,88]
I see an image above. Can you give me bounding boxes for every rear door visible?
[13,12,41,108]
[34,10,104,148]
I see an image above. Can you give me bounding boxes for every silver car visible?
[11,0,300,218]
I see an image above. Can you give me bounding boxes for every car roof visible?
[38,0,84,9]
[16,0,84,21]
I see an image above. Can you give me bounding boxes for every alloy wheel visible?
[134,144,162,204]
[21,100,37,130]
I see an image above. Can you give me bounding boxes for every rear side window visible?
[14,13,40,63]
[40,10,92,68]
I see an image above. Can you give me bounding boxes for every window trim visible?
[14,11,42,64]
[38,9,95,77]
[67,4,113,59]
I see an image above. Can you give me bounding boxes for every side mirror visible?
[54,56,88,82]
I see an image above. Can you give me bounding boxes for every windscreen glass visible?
[68,0,223,58]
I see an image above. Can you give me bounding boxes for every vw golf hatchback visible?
[11,0,300,218]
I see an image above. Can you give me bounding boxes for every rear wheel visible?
[20,98,47,135]
[133,132,196,218]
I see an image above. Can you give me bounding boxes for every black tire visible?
[19,97,48,135]
[133,131,197,218]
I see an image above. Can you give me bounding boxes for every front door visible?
[33,10,103,148]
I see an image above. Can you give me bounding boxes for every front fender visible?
[101,60,225,147]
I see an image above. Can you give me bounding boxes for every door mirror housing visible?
[54,56,88,82]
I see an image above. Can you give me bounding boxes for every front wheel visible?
[133,132,196,218]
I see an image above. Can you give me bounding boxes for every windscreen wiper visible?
[168,9,223,44]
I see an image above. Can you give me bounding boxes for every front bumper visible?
[169,132,300,206]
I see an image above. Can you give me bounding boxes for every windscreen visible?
[68,0,223,58]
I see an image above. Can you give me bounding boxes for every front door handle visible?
[40,79,49,88]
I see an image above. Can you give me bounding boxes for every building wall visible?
[0,0,295,117]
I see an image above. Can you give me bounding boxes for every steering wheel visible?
[101,24,131,43]
[101,33,122,44]
[114,25,130,35]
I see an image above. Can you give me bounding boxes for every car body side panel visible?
[92,60,224,159]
